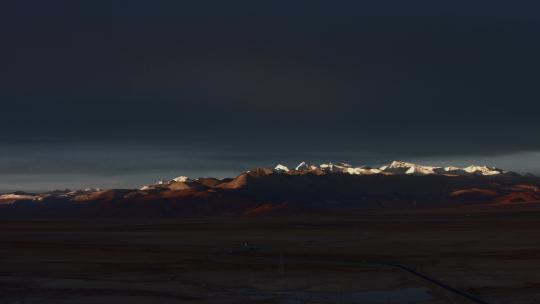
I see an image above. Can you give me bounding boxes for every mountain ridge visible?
[1,161,538,217]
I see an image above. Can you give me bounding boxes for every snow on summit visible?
[173,176,190,182]
[464,165,503,176]
[280,161,511,177]
[274,164,290,172]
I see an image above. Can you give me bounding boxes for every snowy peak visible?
[405,165,438,175]
[173,176,190,183]
[319,163,354,172]
[387,161,420,169]
[274,164,290,173]
[379,161,440,175]
[139,175,193,191]
[464,165,503,176]
[295,161,309,171]
[294,161,318,171]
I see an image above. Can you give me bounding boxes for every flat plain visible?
[1,204,539,304]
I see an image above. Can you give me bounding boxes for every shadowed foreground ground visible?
[0,205,539,303]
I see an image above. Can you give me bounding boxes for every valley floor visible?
[1,205,540,303]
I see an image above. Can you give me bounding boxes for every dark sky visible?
[1,1,540,191]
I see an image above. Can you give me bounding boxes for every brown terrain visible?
[1,205,540,303]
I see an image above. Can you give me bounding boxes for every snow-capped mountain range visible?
[0,160,538,218]
[134,161,516,191]
[272,161,510,177]
[0,161,518,199]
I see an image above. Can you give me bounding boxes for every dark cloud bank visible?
[1,1,540,191]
